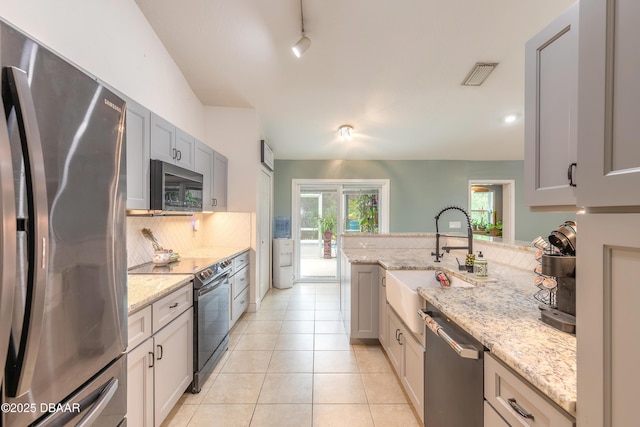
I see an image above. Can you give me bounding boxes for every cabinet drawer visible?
[232,266,249,299]
[232,251,249,273]
[152,284,193,333]
[484,353,574,427]
[232,287,249,323]
[128,305,152,350]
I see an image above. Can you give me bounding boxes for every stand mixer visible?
[535,221,576,334]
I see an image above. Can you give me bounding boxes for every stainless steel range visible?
[129,257,232,393]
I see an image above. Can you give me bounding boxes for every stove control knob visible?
[206,268,213,277]
[199,272,206,280]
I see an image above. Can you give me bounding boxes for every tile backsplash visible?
[127,212,252,268]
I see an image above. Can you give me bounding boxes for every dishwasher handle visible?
[418,310,480,360]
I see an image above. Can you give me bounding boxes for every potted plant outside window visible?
[316,215,337,259]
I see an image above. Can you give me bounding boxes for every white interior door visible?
[259,168,272,299]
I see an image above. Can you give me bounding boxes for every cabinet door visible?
[578,213,640,426]
[150,113,176,164]
[125,98,151,210]
[386,307,403,374]
[524,2,578,207]
[484,401,509,427]
[577,0,640,207]
[195,141,214,210]
[175,128,196,170]
[350,264,379,339]
[378,267,387,348]
[127,338,154,427]
[402,329,424,422]
[212,150,228,211]
[154,308,193,427]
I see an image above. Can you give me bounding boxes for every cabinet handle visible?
[157,344,164,361]
[395,329,400,341]
[172,148,177,159]
[169,303,179,309]
[567,163,577,187]
[382,277,386,287]
[148,352,155,368]
[177,150,182,161]
[240,300,246,305]
[213,198,217,206]
[398,332,403,345]
[507,398,534,420]
[211,198,215,207]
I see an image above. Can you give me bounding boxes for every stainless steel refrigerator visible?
[0,20,127,427]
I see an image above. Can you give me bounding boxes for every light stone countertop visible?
[127,274,194,315]
[341,248,576,417]
[126,246,249,315]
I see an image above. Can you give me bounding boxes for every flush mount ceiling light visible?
[292,0,311,58]
[503,114,518,124]
[461,62,499,86]
[338,125,353,141]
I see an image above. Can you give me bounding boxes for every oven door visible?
[193,274,229,392]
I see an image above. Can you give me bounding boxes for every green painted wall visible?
[273,159,574,242]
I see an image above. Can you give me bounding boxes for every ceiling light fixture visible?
[338,125,353,141]
[503,114,518,124]
[292,0,311,58]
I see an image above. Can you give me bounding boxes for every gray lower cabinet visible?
[339,259,379,341]
[127,284,194,427]
[385,304,424,423]
[378,267,387,348]
[485,352,574,427]
[230,250,251,328]
[484,401,509,427]
[125,97,151,210]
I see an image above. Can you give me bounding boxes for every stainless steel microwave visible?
[150,160,203,212]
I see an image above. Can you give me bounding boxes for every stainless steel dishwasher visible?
[420,302,485,427]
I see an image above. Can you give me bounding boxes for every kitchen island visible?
[341,247,576,418]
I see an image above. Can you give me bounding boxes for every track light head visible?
[292,35,311,58]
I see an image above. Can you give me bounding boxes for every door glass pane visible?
[343,188,379,233]
[299,188,338,279]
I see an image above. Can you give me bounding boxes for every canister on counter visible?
[474,251,488,278]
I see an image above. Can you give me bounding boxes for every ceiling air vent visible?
[461,62,499,86]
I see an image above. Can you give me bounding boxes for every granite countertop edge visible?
[341,247,577,417]
[127,274,194,315]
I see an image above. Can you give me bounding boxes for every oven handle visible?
[197,275,229,297]
[419,310,479,360]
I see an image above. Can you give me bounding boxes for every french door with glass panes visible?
[292,180,389,282]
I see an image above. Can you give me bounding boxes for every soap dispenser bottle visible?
[474,251,488,278]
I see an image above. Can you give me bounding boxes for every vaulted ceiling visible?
[135,0,575,160]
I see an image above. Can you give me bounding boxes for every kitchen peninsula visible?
[340,233,576,422]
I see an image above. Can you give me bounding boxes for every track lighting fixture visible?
[292,0,310,58]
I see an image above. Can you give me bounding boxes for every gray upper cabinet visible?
[194,140,214,210]
[524,2,578,208]
[577,0,640,208]
[150,113,176,164]
[125,98,151,210]
[212,151,228,211]
[175,128,196,170]
[150,113,195,170]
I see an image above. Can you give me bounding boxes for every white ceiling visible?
[135,0,575,160]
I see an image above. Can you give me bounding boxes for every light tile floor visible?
[161,282,422,427]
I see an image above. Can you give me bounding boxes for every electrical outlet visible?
[449,221,461,229]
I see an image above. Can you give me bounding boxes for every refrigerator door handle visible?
[75,378,119,427]
[0,79,17,389]
[4,66,49,398]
